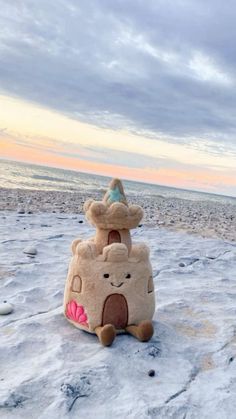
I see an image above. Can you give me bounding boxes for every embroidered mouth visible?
[110,282,124,288]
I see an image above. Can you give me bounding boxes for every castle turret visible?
[83,178,143,255]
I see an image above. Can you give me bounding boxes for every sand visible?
[0,187,235,241]
[0,211,236,418]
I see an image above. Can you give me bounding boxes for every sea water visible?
[0,159,236,205]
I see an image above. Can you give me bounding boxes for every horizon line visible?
[1,157,236,200]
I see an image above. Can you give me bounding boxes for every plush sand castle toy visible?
[64,178,155,346]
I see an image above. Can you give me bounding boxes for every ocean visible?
[0,159,236,205]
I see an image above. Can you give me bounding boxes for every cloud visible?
[0,0,236,158]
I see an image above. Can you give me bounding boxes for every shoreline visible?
[0,186,235,241]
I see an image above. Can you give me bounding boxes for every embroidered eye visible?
[103,273,110,278]
[126,273,131,279]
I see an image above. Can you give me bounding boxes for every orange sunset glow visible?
[1,94,236,196]
[1,134,236,193]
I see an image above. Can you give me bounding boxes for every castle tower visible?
[64,177,155,346]
[83,178,143,255]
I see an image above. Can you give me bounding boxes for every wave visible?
[31,175,73,183]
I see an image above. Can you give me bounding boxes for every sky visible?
[0,0,235,196]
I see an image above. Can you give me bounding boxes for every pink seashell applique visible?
[66,300,88,327]
[78,313,87,323]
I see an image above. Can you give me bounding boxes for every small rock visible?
[0,302,13,315]
[179,262,185,267]
[148,369,155,377]
[23,246,37,256]
[78,220,83,224]
[18,208,25,214]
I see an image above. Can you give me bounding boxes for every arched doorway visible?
[108,230,121,245]
[102,293,128,329]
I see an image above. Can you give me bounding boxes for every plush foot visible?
[95,324,116,346]
[126,320,154,342]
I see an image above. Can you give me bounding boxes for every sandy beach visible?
[0,180,236,419]
[0,209,236,418]
[0,186,236,418]
[0,187,235,241]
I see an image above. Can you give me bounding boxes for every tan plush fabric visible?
[64,242,155,333]
[63,178,156,343]
[94,228,132,255]
[84,200,143,230]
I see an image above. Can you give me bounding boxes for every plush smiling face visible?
[64,241,155,333]
[95,256,152,295]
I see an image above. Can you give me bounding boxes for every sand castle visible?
[63,178,155,346]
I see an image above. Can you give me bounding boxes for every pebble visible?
[0,302,13,315]
[0,188,235,241]
[78,220,84,224]
[179,262,185,267]
[23,246,37,256]
[148,369,155,377]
